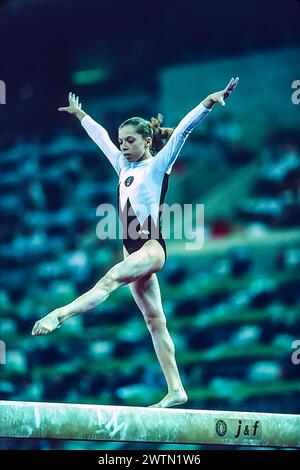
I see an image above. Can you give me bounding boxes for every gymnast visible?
[32,77,239,407]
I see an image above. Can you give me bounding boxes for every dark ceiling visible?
[0,0,299,135]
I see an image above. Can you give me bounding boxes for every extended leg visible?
[32,240,165,336]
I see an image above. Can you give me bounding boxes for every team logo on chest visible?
[124,176,134,187]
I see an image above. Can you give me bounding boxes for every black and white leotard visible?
[81,102,210,265]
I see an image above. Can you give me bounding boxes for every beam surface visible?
[0,400,299,447]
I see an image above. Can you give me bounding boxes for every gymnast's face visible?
[118,126,152,162]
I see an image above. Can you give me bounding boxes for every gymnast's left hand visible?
[208,76,239,106]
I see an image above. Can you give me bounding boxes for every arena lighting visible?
[0,400,299,447]
[72,68,109,85]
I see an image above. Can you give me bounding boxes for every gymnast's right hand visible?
[58,92,84,116]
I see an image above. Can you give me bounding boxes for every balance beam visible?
[0,400,299,447]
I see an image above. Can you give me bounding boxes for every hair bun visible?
[150,113,164,131]
[149,113,175,153]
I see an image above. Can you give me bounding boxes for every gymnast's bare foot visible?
[149,389,188,408]
[31,309,63,336]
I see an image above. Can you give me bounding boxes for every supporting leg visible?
[124,246,187,407]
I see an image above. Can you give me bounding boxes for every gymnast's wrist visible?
[201,96,215,110]
[75,109,87,121]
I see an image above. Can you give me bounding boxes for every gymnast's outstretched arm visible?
[153,77,239,174]
[58,92,125,175]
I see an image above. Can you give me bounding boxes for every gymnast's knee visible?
[143,243,165,271]
[94,269,118,292]
[145,313,166,334]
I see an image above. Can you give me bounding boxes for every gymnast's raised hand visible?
[58,92,86,121]
[202,76,239,109]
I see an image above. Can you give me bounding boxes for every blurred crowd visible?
[237,139,300,229]
[1,110,300,450]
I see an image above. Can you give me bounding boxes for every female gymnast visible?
[32,77,239,407]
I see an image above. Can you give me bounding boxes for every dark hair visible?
[119,113,174,155]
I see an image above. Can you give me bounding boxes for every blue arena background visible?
[0,0,299,451]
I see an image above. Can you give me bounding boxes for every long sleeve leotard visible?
[81,102,210,262]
